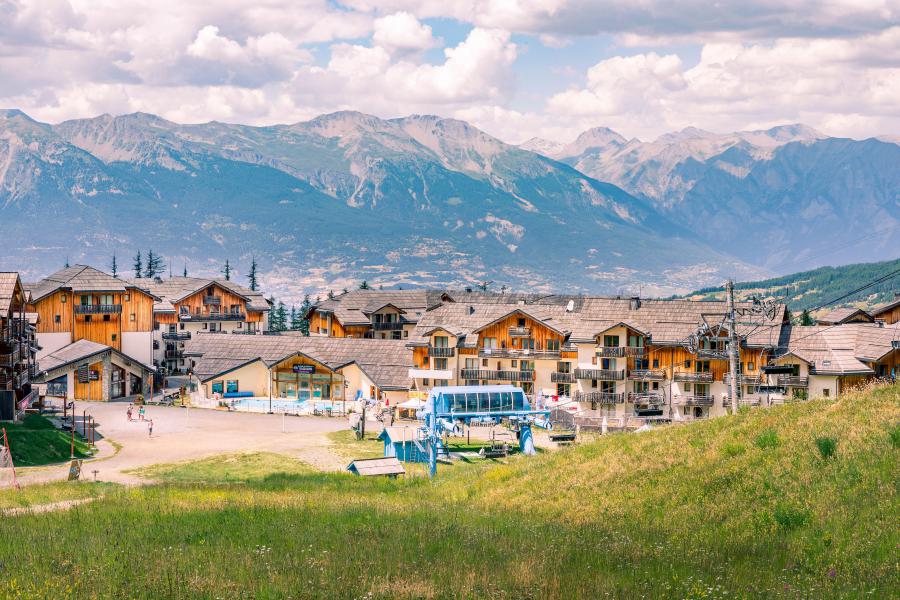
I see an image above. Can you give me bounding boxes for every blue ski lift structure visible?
[420,384,551,477]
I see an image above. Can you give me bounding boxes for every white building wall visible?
[36,332,72,359]
[121,331,153,366]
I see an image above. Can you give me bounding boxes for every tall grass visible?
[0,384,897,598]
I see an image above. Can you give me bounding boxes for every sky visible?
[1,0,899,144]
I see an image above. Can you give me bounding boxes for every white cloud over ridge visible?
[0,0,898,143]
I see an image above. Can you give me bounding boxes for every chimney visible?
[468,306,475,315]
[465,287,472,293]
[629,296,641,310]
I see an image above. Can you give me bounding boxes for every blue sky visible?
[1,1,898,143]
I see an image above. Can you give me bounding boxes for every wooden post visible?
[70,400,75,459]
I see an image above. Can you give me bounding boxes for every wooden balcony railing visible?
[550,372,576,383]
[202,295,222,305]
[508,326,531,337]
[428,346,456,358]
[776,375,809,387]
[574,391,625,404]
[627,369,666,381]
[628,392,665,405]
[372,321,403,331]
[162,332,192,341]
[676,395,715,406]
[460,369,535,382]
[594,346,647,357]
[723,374,761,386]
[180,312,246,322]
[75,304,122,315]
[574,368,625,381]
[673,372,714,383]
[479,348,560,360]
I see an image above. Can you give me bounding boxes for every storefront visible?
[272,354,344,403]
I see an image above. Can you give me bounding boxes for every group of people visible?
[126,404,154,437]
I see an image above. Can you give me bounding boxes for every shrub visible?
[754,429,779,449]
[815,436,837,459]
[890,424,900,449]
[722,443,746,457]
[774,505,810,530]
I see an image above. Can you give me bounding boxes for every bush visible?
[815,436,837,459]
[774,505,810,530]
[722,443,746,457]
[754,429,779,449]
[890,424,900,449]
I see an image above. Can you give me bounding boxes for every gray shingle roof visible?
[128,276,270,313]
[775,322,900,374]
[312,289,448,326]
[184,333,412,390]
[0,272,21,315]
[28,265,131,302]
[817,307,872,325]
[37,339,155,375]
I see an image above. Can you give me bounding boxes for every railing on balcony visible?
[574,368,625,381]
[628,392,664,405]
[202,295,222,305]
[574,391,625,404]
[550,372,576,383]
[508,326,531,337]
[164,350,183,359]
[479,348,560,360]
[676,395,715,406]
[428,346,456,358]
[372,320,404,331]
[162,331,192,341]
[673,372,714,382]
[627,369,666,381]
[723,374,761,386]
[75,304,122,315]
[776,375,809,387]
[460,369,534,382]
[180,312,246,321]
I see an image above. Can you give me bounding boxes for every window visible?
[628,335,644,348]
[482,337,497,349]
[84,315,92,322]
[683,359,692,369]
[434,358,448,370]
[80,295,91,305]
[634,381,649,392]
[482,358,488,367]
[465,358,477,369]
[423,378,430,386]
[237,322,243,329]
[60,294,67,303]
[600,381,616,393]
[696,361,710,373]
[684,383,692,392]
[746,361,755,371]
[511,359,518,368]
[179,323,185,330]
[652,358,659,369]
[403,330,408,338]
[124,293,130,301]
[556,383,570,397]
[601,358,616,370]
[634,358,649,369]
[226,380,239,394]
[111,334,117,342]
[55,315,61,324]
[591,379,597,388]
[211,381,224,394]
[557,361,571,373]
[603,335,619,347]
[203,323,208,329]
[547,338,560,351]
[103,314,110,322]
[517,317,526,327]
[520,360,534,372]
[651,381,659,390]
[822,388,830,397]
[99,294,114,305]
[695,384,709,396]
[130,313,136,322]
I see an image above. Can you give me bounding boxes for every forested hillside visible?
[678,257,900,313]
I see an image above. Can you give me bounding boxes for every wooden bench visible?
[549,431,577,445]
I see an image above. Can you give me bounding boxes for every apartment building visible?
[871,295,900,325]
[407,294,786,419]
[0,273,39,418]
[131,277,271,374]
[25,266,155,401]
[307,289,451,339]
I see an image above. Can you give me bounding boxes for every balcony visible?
[479,348,561,360]
[428,346,456,358]
[673,372,714,383]
[162,331,192,341]
[460,369,534,382]
[574,391,625,404]
[676,395,715,407]
[75,304,122,315]
[165,350,183,360]
[574,368,625,381]
[202,295,222,305]
[628,369,666,381]
[551,372,576,383]
[776,375,809,387]
[408,368,454,380]
[180,312,246,322]
[594,346,647,357]
[372,320,403,331]
[723,374,761,386]
[628,392,664,405]
[508,326,531,337]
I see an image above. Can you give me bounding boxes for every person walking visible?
[138,405,145,421]
[148,419,154,437]
[126,404,133,421]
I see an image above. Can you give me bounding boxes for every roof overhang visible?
[471,308,566,336]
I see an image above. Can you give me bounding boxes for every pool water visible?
[224,399,345,414]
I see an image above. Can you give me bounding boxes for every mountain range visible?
[1,108,896,303]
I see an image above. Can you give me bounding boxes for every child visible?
[148,419,154,437]
[139,406,145,421]
[126,404,133,421]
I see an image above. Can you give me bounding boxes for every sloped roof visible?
[872,294,900,317]
[817,307,873,325]
[128,276,270,313]
[28,265,135,302]
[312,289,448,326]
[184,333,412,390]
[775,323,900,374]
[0,272,22,315]
[346,457,405,476]
[36,339,152,376]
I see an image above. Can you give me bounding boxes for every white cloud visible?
[372,11,436,54]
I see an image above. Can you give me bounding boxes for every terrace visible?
[180,312,246,322]
[479,348,561,360]
[508,326,531,337]
[677,395,715,407]
[460,369,535,382]
[372,320,403,331]
[627,369,666,381]
[75,304,122,315]
[595,346,647,357]
[673,372,714,383]
[550,372,576,383]
[628,392,664,405]
[427,346,456,358]
[574,391,625,404]
[162,331,192,341]
[574,368,625,381]
[776,375,809,387]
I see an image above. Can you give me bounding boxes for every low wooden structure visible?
[346,457,405,477]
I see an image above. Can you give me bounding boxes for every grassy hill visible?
[1,384,898,598]
[676,257,900,314]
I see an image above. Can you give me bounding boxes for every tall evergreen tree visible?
[248,257,258,291]
[359,280,370,290]
[271,301,288,332]
[133,251,143,278]
[327,290,335,300]
[800,309,814,326]
[64,256,70,268]
[144,250,165,279]
[298,294,313,336]
[222,259,231,281]
[289,306,300,330]
[183,264,188,277]
[110,254,118,278]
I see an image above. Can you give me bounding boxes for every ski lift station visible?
[416,384,551,476]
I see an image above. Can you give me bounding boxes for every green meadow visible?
[0,384,897,599]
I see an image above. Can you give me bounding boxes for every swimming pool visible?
[223,398,345,414]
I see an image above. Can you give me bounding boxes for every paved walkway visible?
[16,402,355,486]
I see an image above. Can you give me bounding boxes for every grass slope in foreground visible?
[4,414,91,466]
[1,385,898,599]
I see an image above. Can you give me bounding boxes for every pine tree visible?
[272,301,288,332]
[183,264,188,277]
[298,294,312,336]
[800,309,814,326]
[222,259,231,281]
[289,306,300,330]
[359,280,370,290]
[784,307,793,323]
[110,254,118,278]
[327,290,335,300]
[133,251,143,279]
[144,250,165,279]
[64,256,70,268]
[248,257,258,291]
